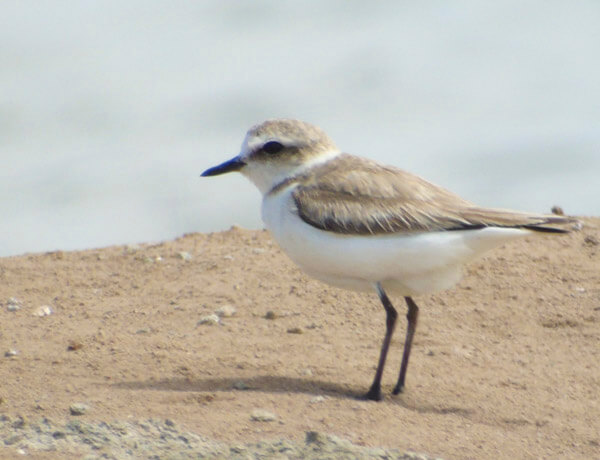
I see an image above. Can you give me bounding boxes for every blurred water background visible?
[2,1,599,257]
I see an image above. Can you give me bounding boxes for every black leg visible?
[392,296,419,395]
[365,283,397,401]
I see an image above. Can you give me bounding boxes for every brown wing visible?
[291,154,575,235]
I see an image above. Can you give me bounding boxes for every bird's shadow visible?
[110,375,473,417]
[112,375,363,400]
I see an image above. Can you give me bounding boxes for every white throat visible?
[241,149,341,196]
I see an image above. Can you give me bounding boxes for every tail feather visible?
[520,224,571,234]
[517,214,580,233]
[459,208,579,233]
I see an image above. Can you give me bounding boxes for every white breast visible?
[261,187,529,296]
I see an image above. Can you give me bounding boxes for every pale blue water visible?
[2,1,599,256]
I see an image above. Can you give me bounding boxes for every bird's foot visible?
[392,383,404,395]
[364,384,383,401]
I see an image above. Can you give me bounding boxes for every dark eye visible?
[262,141,284,154]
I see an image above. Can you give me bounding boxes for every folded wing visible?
[291,154,576,235]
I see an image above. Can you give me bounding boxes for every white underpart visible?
[262,185,531,296]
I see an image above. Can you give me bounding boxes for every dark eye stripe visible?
[262,141,284,154]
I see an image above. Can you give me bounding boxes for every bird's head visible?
[202,119,340,194]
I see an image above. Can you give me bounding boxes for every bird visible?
[201,118,576,401]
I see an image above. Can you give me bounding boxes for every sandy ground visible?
[1,218,599,459]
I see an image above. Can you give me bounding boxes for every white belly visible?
[262,188,529,296]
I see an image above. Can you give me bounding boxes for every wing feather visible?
[289,154,576,235]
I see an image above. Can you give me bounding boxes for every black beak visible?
[201,156,246,177]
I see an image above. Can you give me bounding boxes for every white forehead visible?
[240,131,298,156]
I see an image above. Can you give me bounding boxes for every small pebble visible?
[551,205,564,216]
[67,340,83,351]
[33,305,53,317]
[232,380,249,390]
[197,314,220,326]
[47,250,64,260]
[11,416,26,429]
[250,409,276,422]
[265,311,277,320]
[584,235,599,246]
[287,327,303,334]
[69,403,89,416]
[7,297,21,312]
[125,244,140,254]
[4,434,22,445]
[177,251,192,261]
[4,349,18,358]
[309,396,325,404]
[305,431,327,444]
[215,305,237,318]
